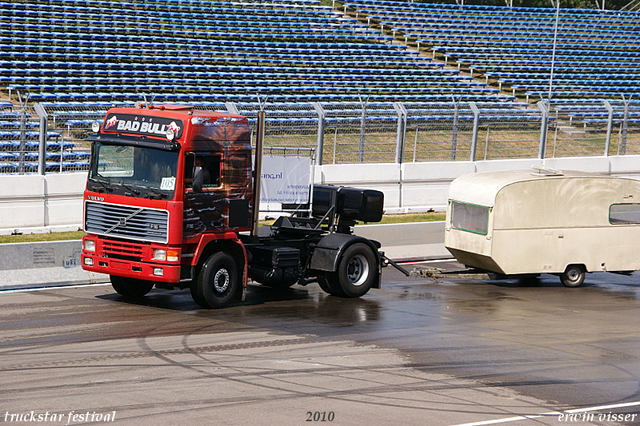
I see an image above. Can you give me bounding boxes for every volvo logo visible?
[104,208,144,235]
[88,196,105,202]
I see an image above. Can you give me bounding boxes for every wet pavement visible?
[1,261,639,425]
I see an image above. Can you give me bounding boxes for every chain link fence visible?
[0,100,85,174]
[234,101,320,154]
[550,99,640,157]
[322,101,399,164]
[1,98,639,175]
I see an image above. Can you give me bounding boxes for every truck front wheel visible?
[110,275,155,298]
[192,252,238,308]
[321,243,377,298]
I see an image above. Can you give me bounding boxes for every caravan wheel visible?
[560,265,586,288]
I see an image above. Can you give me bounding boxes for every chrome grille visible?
[85,201,169,243]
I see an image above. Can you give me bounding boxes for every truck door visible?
[183,152,225,238]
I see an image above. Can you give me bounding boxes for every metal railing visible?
[1,97,638,175]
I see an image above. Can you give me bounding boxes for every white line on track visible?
[0,283,111,293]
[451,401,640,426]
[396,258,456,265]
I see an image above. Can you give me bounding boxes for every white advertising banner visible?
[259,155,311,205]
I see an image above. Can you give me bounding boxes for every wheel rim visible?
[213,268,230,293]
[567,268,580,283]
[347,254,369,287]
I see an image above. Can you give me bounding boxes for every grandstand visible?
[0,0,639,171]
[342,0,640,102]
[1,0,509,103]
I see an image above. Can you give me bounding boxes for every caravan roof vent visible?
[531,165,563,176]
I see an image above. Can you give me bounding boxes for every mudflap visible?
[309,233,383,288]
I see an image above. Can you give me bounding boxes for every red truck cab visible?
[81,105,253,305]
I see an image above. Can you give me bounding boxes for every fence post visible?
[393,102,407,164]
[537,100,549,159]
[451,95,461,161]
[621,94,632,156]
[358,96,369,164]
[469,102,480,161]
[313,102,325,165]
[17,93,30,175]
[604,100,614,157]
[34,103,48,176]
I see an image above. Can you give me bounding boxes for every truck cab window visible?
[185,154,221,192]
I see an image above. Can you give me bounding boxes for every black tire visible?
[317,276,332,294]
[318,273,346,297]
[191,252,238,308]
[329,243,377,298]
[110,275,155,298]
[560,264,586,287]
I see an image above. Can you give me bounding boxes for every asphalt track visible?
[1,261,640,425]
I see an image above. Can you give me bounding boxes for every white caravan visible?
[444,167,640,287]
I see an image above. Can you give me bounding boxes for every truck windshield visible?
[88,142,179,200]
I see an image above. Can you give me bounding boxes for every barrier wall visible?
[2,156,640,234]
[0,240,108,289]
[0,172,85,235]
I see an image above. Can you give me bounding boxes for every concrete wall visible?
[3,155,640,234]
[0,173,86,235]
[0,240,108,289]
[353,221,449,260]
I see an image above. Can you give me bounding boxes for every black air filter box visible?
[312,185,384,223]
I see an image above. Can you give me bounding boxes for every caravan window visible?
[610,204,640,224]
[451,201,489,235]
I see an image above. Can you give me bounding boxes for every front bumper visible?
[81,253,182,283]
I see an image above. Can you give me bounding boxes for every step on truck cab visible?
[81,104,387,308]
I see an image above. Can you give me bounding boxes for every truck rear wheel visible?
[321,243,377,298]
[192,252,238,308]
[110,275,155,298]
[318,274,346,297]
[560,264,586,287]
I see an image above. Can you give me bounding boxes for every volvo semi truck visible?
[81,104,387,308]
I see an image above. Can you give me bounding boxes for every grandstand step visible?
[556,122,586,137]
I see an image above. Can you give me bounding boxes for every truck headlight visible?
[84,240,96,252]
[153,249,166,261]
[154,249,179,262]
